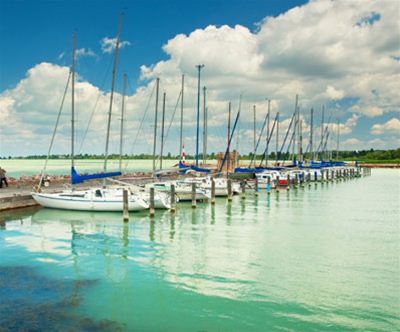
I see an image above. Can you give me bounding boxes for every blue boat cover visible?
[178,161,211,173]
[71,166,122,184]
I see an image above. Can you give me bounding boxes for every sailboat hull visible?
[32,192,149,212]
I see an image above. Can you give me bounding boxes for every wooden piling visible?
[276,176,280,192]
[254,177,259,196]
[287,174,291,190]
[149,187,155,217]
[241,181,246,199]
[211,178,216,204]
[191,183,197,208]
[294,173,298,188]
[227,179,233,201]
[267,177,271,195]
[170,184,176,212]
[123,189,129,222]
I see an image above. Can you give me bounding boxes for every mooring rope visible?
[123,79,157,172]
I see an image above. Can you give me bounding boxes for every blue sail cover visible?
[71,166,122,184]
[178,161,211,173]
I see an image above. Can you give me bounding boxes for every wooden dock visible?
[0,187,39,211]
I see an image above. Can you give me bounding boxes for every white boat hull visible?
[32,191,149,212]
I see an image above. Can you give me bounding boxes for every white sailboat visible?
[146,182,211,202]
[32,188,149,212]
[180,176,240,196]
[32,22,149,212]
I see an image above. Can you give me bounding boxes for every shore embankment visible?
[360,163,399,168]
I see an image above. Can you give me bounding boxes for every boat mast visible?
[265,99,270,166]
[104,14,123,174]
[299,118,303,164]
[152,77,160,172]
[160,92,166,170]
[119,73,126,172]
[179,74,184,160]
[227,101,231,177]
[320,105,325,161]
[71,32,76,170]
[336,118,340,160]
[253,105,256,159]
[203,86,207,165]
[195,64,204,167]
[310,108,314,161]
[275,111,279,165]
[296,95,301,163]
[236,94,242,168]
[292,95,298,164]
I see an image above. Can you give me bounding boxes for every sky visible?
[0,0,399,158]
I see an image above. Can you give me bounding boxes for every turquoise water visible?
[1,169,399,331]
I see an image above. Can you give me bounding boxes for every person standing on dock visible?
[0,167,8,188]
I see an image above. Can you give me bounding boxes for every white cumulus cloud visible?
[371,118,400,135]
[100,37,131,54]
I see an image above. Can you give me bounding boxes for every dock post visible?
[191,183,197,208]
[254,177,259,196]
[123,189,129,222]
[227,179,233,202]
[267,177,271,195]
[314,171,318,183]
[211,178,216,204]
[331,170,334,182]
[170,184,176,212]
[150,187,155,217]
[276,176,280,193]
[287,174,291,191]
[307,173,311,187]
[241,181,246,199]
[294,173,298,189]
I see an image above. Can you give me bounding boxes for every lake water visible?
[0,169,399,331]
[0,159,183,178]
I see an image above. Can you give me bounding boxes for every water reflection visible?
[210,205,216,225]
[1,170,398,332]
[169,214,175,240]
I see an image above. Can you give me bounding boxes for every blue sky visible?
[0,0,399,157]
[0,0,306,92]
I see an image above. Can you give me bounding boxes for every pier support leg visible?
[254,177,259,196]
[241,181,246,199]
[170,184,176,212]
[227,179,233,202]
[123,189,129,222]
[276,176,280,193]
[211,178,216,204]
[150,187,155,217]
[191,183,197,208]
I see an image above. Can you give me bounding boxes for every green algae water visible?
[1,169,399,331]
